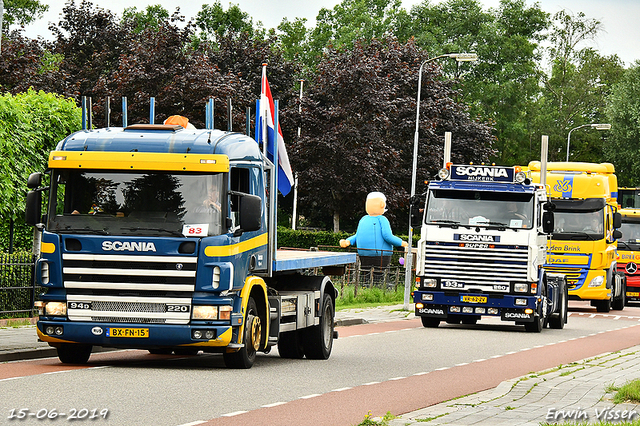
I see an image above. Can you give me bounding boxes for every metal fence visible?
[0,252,36,317]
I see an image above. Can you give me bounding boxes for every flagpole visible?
[261,63,268,158]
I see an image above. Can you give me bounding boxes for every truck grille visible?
[62,253,196,324]
[423,242,529,292]
[543,266,584,289]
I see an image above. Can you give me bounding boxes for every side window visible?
[229,167,251,230]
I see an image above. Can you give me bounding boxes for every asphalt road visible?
[2,302,640,426]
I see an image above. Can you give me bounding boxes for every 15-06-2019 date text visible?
[8,408,109,421]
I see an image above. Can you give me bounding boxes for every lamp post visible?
[403,53,478,310]
[566,123,611,162]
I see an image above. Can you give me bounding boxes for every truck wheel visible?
[302,293,334,360]
[173,347,200,356]
[524,314,544,332]
[595,298,611,313]
[445,315,461,324]
[148,348,173,355]
[57,343,92,364]
[461,316,478,325]
[278,330,305,359]
[223,297,260,369]
[549,283,568,329]
[612,274,626,311]
[421,317,440,328]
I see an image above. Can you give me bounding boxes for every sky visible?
[18,0,640,66]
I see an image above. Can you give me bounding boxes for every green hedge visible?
[276,226,419,250]
[0,251,35,317]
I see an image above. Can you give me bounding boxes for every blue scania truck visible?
[26,119,355,368]
[411,155,568,332]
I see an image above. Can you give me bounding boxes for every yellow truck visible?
[617,208,640,302]
[529,162,625,312]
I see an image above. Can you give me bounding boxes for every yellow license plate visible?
[627,292,639,297]
[107,328,149,338]
[461,295,487,304]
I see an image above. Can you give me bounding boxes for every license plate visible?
[461,295,487,304]
[627,292,640,297]
[107,328,149,338]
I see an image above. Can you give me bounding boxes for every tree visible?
[604,64,640,186]
[288,38,494,232]
[407,0,549,165]
[538,10,624,162]
[0,89,81,251]
[3,0,48,28]
[195,1,259,42]
[122,4,171,34]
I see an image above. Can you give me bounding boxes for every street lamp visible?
[566,123,611,161]
[403,53,479,310]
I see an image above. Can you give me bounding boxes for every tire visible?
[148,348,173,355]
[223,297,261,369]
[595,298,611,313]
[524,314,544,332]
[278,330,305,359]
[57,343,92,364]
[612,274,626,311]
[173,347,200,356]
[445,315,461,325]
[421,317,440,328]
[302,293,334,360]
[549,282,568,329]
[461,316,478,325]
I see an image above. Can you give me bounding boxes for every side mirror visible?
[544,202,556,212]
[27,172,43,189]
[613,212,622,229]
[612,229,622,241]
[239,193,262,232]
[25,190,42,226]
[542,211,554,234]
[409,194,424,228]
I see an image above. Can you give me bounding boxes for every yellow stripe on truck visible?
[48,151,230,173]
[204,233,268,257]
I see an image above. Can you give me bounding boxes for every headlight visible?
[423,279,437,288]
[45,302,67,316]
[421,293,434,301]
[515,171,526,183]
[514,283,528,293]
[588,276,605,288]
[192,305,218,320]
[438,168,450,180]
[515,298,528,306]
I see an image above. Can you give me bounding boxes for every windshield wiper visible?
[125,227,184,237]
[553,231,597,241]
[60,226,109,235]
[429,219,460,224]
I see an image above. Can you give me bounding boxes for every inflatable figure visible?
[340,192,408,268]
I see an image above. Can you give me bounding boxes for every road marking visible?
[389,377,405,381]
[221,411,247,417]
[364,381,381,385]
[299,394,321,399]
[332,387,352,392]
[413,372,428,376]
[177,421,207,426]
[262,402,287,408]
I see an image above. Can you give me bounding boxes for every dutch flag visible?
[256,64,295,196]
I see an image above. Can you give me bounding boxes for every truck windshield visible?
[425,189,534,229]
[618,221,640,250]
[553,209,603,238]
[47,169,224,237]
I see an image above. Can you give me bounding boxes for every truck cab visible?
[412,163,567,332]
[26,123,355,368]
[529,162,625,312]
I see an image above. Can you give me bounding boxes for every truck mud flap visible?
[416,304,447,318]
[501,309,534,322]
